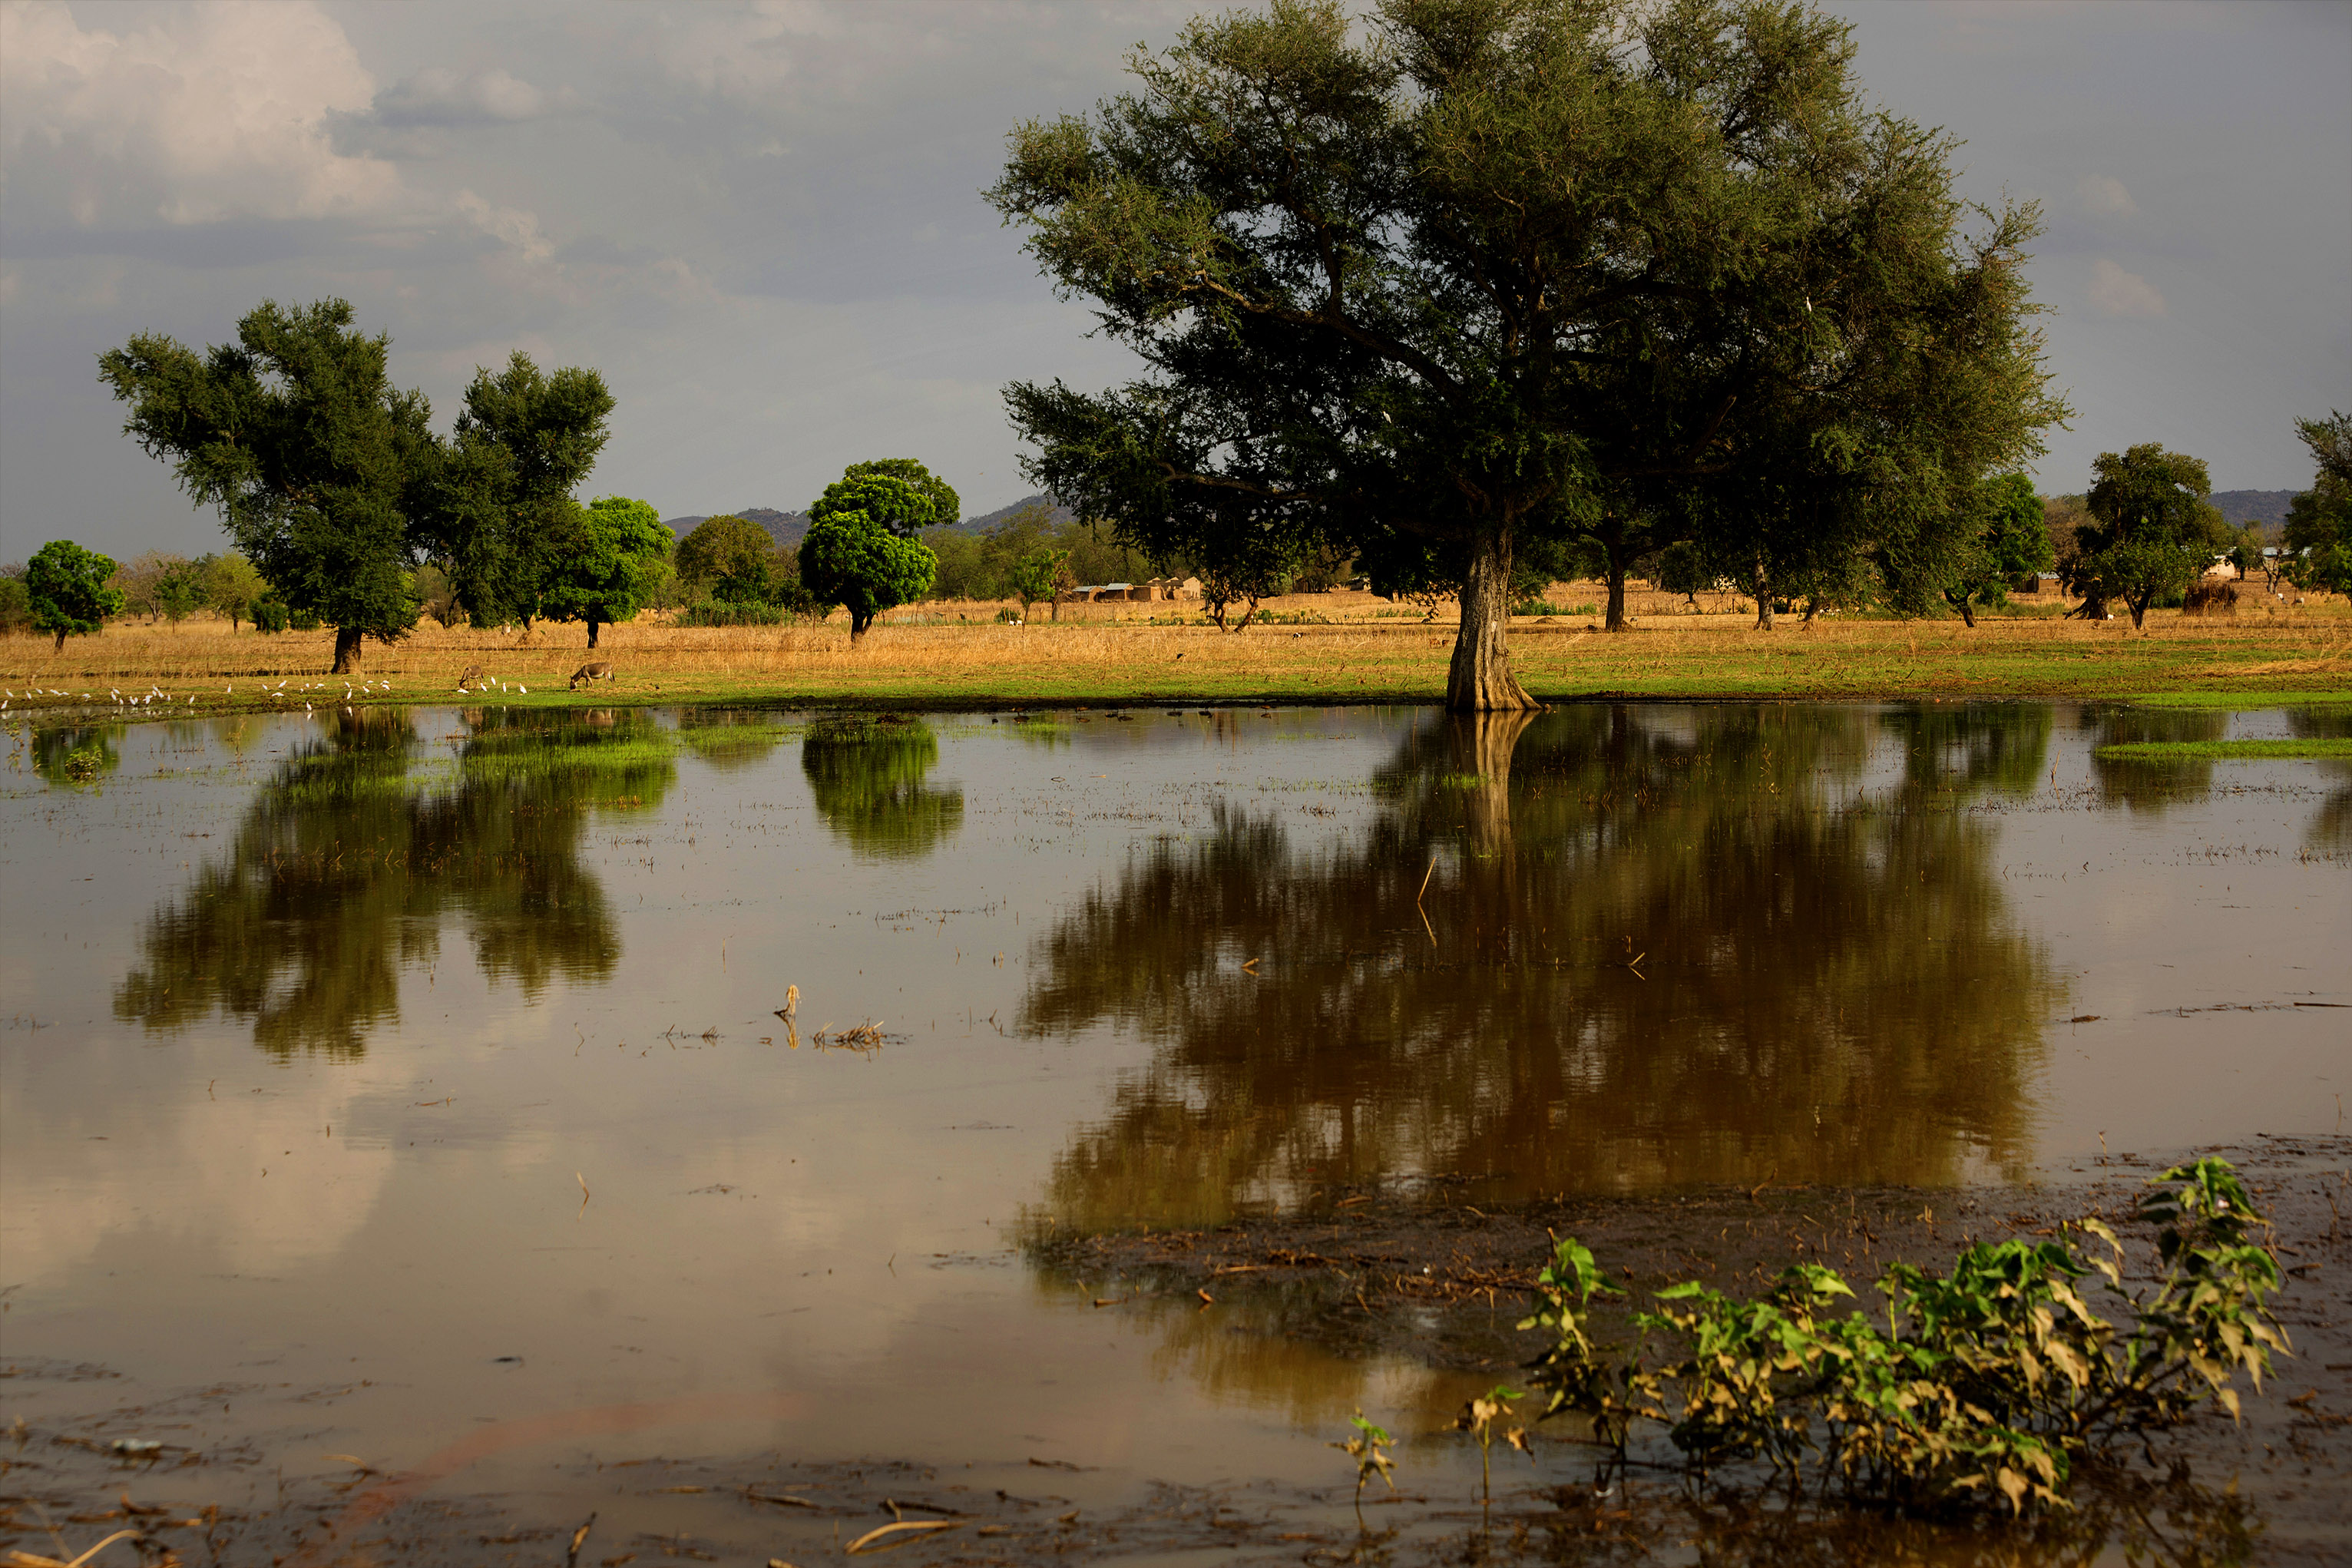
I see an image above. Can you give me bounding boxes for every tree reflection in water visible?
[2086,706,2228,813]
[1024,704,2067,1230]
[114,707,669,1058]
[801,715,964,860]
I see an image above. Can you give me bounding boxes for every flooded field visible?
[3,700,2347,1566]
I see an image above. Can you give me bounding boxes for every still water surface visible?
[2,701,2344,1543]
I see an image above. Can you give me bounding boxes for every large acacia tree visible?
[991,0,2061,707]
[100,299,438,673]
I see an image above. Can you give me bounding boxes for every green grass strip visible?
[2095,738,2352,762]
[2126,690,2352,710]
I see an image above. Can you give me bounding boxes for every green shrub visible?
[1520,1159,2286,1513]
[678,599,789,627]
[287,607,321,631]
[253,598,290,633]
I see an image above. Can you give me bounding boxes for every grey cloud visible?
[372,66,559,127]
[5,0,2346,567]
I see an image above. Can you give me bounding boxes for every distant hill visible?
[663,495,1077,551]
[664,507,809,551]
[2209,490,2298,528]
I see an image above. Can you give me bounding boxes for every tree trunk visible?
[1943,589,1977,629]
[849,609,873,643]
[1599,516,1630,632]
[1446,531,1539,713]
[2126,593,2149,629]
[332,627,363,673]
[587,615,603,649]
[53,628,67,652]
[1446,707,1540,861]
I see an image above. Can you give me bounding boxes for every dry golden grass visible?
[3,581,2347,716]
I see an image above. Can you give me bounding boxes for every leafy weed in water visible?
[1331,1411,1395,1521]
[1519,1159,2287,1513]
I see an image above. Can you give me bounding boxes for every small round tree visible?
[541,495,673,647]
[798,510,936,641]
[26,540,127,651]
[673,514,776,603]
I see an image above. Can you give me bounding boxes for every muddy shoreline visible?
[8,1137,2346,1566]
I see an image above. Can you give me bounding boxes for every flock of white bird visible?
[2,677,402,716]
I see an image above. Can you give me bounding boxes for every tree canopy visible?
[99,299,437,672]
[2062,444,2226,627]
[674,514,776,602]
[810,471,939,541]
[200,553,269,630]
[990,0,2062,705]
[799,506,938,640]
[2284,411,2350,596]
[1937,471,2053,627]
[538,495,673,646]
[25,540,126,651]
[431,352,616,629]
[832,459,961,534]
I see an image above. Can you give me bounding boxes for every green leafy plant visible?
[1331,1411,1396,1521]
[1455,1384,1529,1507]
[1520,1160,2287,1513]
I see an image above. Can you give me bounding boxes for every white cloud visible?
[0,0,402,227]
[2087,257,2167,319]
[2076,174,2138,218]
[653,0,842,99]
[375,65,552,127]
[453,189,555,263]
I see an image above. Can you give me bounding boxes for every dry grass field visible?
[4,581,2347,716]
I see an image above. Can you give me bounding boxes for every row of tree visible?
[89,296,1002,664]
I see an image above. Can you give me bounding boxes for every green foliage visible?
[825,459,959,536]
[1330,1411,1396,1520]
[675,514,777,602]
[2062,445,2229,627]
[1007,547,1070,618]
[1519,1159,2287,1513]
[429,352,616,630]
[538,494,672,645]
[199,553,269,629]
[32,726,121,789]
[799,716,963,858]
[991,0,2063,703]
[154,557,207,625]
[25,540,126,650]
[2283,411,2351,595]
[676,599,790,627]
[1455,1384,1529,1507]
[798,506,938,639]
[812,471,938,542]
[252,597,290,633]
[98,298,435,670]
[0,572,31,637]
[1928,472,2055,626]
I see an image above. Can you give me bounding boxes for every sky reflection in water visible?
[2,699,2343,1507]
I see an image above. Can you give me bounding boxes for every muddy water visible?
[2,701,2345,1560]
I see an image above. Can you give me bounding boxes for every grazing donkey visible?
[569,661,616,690]
[457,663,485,691]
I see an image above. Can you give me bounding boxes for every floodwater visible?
[2,700,2346,1562]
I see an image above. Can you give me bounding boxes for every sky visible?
[2,0,2346,565]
